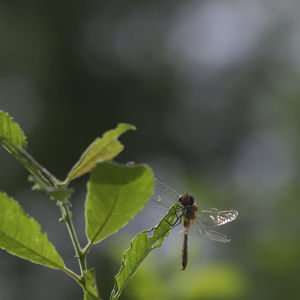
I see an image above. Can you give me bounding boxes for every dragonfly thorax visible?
[179,194,198,225]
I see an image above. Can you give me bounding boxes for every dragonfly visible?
[128,162,238,270]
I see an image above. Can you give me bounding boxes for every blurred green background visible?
[1,0,300,299]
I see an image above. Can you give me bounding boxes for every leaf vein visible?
[89,188,121,245]
[0,228,63,269]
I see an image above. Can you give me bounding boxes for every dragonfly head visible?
[179,194,195,206]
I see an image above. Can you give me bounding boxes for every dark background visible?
[1,1,300,299]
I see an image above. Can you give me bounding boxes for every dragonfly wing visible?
[143,176,181,225]
[187,217,232,242]
[187,222,230,242]
[195,208,238,228]
[127,162,179,210]
[196,228,231,243]
[147,176,180,210]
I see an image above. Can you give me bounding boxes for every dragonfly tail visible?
[181,233,188,270]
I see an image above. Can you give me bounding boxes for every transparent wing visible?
[185,209,238,242]
[188,224,231,243]
[177,223,231,242]
[142,176,181,225]
[146,176,180,210]
[127,161,179,209]
[195,208,238,228]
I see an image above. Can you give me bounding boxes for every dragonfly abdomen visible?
[181,232,188,270]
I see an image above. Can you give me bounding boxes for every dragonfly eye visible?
[188,195,195,205]
[179,194,194,205]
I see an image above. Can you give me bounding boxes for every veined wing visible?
[142,176,181,225]
[186,208,238,242]
[189,225,231,243]
[187,218,231,242]
[195,208,238,228]
[127,161,179,210]
[147,176,180,210]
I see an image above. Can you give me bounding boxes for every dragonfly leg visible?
[163,213,182,227]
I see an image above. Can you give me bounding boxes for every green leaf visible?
[109,204,178,300]
[85,161,154,245]
[0,110,27,149]
[83,269,101,300]
[65,123,136,184]
[0,111,65,196]
[1,142,70,200]
[0,192,65,269]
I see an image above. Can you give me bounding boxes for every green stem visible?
[62,266,82,283]
[82,240,93,258]
[59,202,87,275]
[59,208,102,299]
[1,137,62,192]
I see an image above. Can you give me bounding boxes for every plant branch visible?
[59,201,87,275]
[0,137,59,189]
[62,266,82,283]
